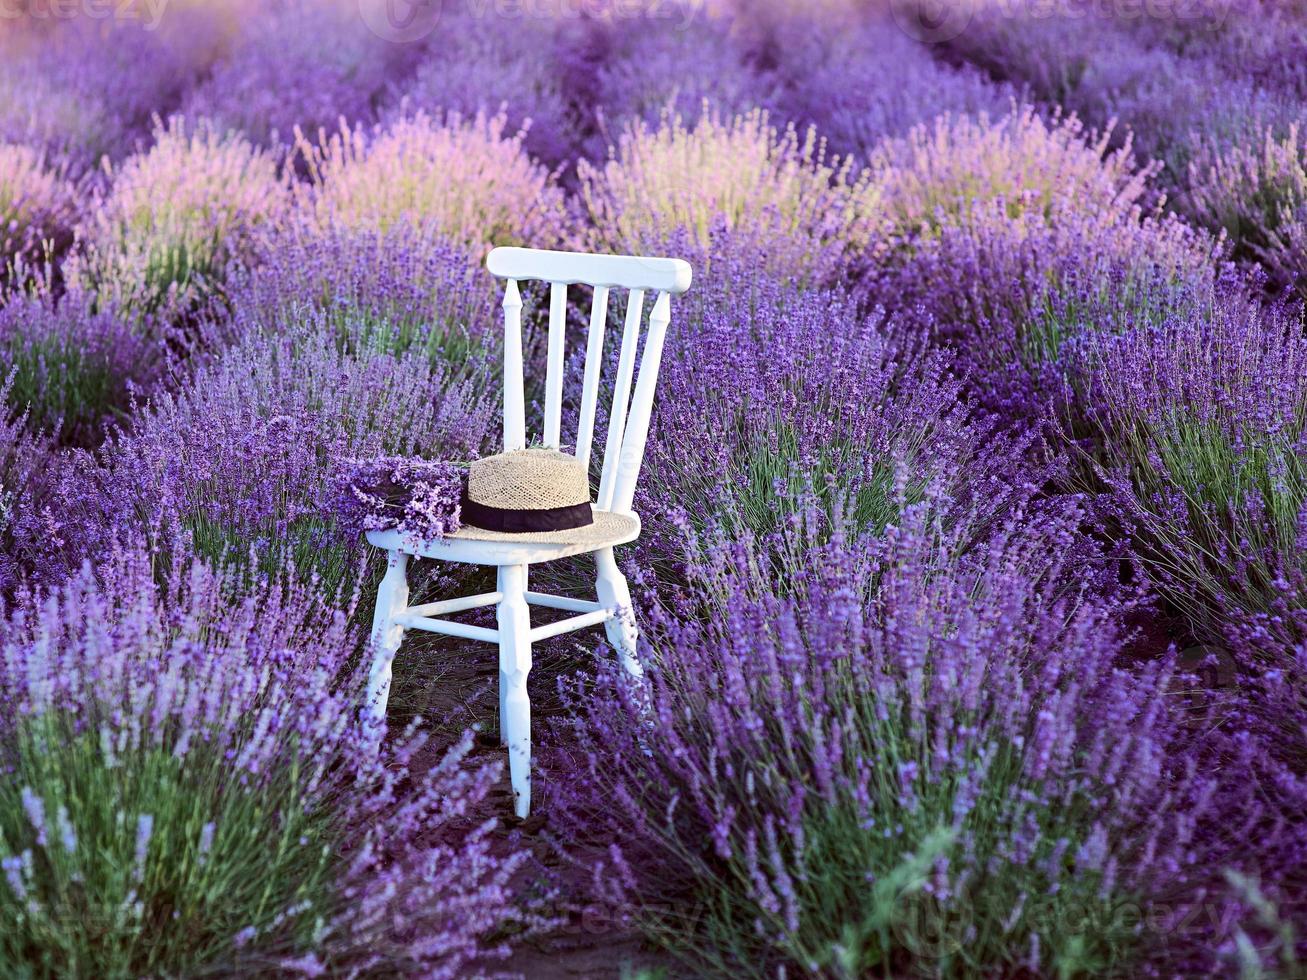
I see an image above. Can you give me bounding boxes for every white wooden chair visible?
[364,246,693,818]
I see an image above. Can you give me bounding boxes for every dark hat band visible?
[460,485,594,534]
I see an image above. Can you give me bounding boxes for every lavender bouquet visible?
[335,455,465,543]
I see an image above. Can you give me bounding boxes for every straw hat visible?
[452,448,637,545]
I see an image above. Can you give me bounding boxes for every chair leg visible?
[366,550,410,726]
[498,667,509,747]
[595,547,642,678]
[496,563,533,818]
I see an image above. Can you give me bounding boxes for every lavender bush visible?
[1069,289,1307,659]
[926,2,1306,257]
[385,11,574,170]
[1211,16,1307,105]
[0,544,531,975]
[633,232,1045,565]
[917,12,1160,152]
[770,15,1016,159]
[0,20,191,169]
[876,198,1223,423]
[226,220,497,368]
[550,500,1217,977]
[869,106,1151,243]
[295,111,572,255]
[1186,122,1307,296]
[1075,56,1294,193]
[182,2,405,150]
[0,377,58,595]
[572,7,769,163]
[54,319,494,598]
[860,103,1229,424]
[0,142,78,282]
[0,290,172,446]
[67,117,286,317]
[577,109,878,282]
[1064,286,1307,967]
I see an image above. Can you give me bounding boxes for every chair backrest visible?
[485,246,693,516]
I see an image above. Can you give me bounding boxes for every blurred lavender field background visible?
[1,0,1306,976]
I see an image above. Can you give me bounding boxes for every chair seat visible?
[366,506,640,566]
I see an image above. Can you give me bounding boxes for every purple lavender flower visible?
[180,2,410,150]
[2,854,27,903]
[42,317,494,597]
[20,787,46,847]
[0,142,79,282]
[1068,286,1307,659]
[334,456,465,544]
[197,822,214,863]
[547,499,1220,975]
[67,116,287,316]
[0,19,193,169]
[770,15,1017,158]
[295,110,573,255]
[56,805,76,855]
[0,542,539,973]
[131,814,153,883]
[0,289,174,446]
[577,109,878,284]
[383,9,575,169]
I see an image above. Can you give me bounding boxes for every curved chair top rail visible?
[487,246,693,295]
[488,245,692,516]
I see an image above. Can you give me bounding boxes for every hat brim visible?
[448,505,640,547]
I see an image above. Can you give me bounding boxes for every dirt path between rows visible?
[392,614,681,979]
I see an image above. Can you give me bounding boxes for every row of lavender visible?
[931,0,1307,298]
[1,0,1305,975]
